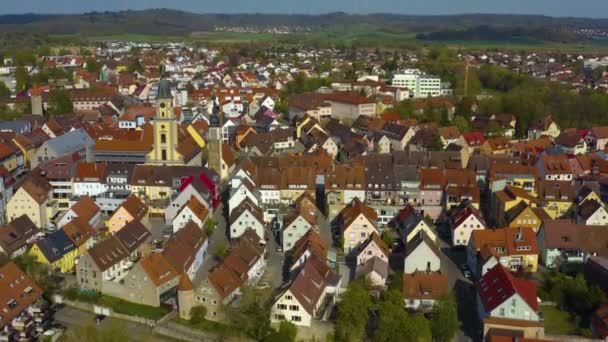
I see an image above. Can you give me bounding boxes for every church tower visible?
[207,110,224,180]
[146,79,183,165]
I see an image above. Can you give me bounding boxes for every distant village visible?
[0,41,607,341]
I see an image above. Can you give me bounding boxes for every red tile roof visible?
[476,264,538,313]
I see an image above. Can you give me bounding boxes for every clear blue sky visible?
[1,0,607,18]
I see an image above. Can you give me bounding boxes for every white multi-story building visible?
[391,69,441,98]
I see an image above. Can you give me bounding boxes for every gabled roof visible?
[20,175,52,204]
[405,231,440,259]
[476,264,538,313]
[87,235,129,272]
[578,199,605,220]
[68,196,101,223]
[0,215,39,256]
[285,257,328,314]
[451,201,486,229]
[114,220,151,254]
[229,197,264,226]
[35,229,76,263]
[355,255,389,281]
[402,271,449,301]
[0,262,43,328]
[291,228,328,265]
[359,232,390,259]
[62,218,96,248]
[117,195,148,221]
[471,227,538,257]
[339,197,378,232]
[162,221,207,274]
[177,196,209,223]
[139,253,180,287]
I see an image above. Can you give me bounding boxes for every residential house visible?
[555,131,587,155]
[537,220,608,268]
[289,228,328,274]
[122,253,180,307]
[585,126,608,151]
[536,180,574,219]
[179,229,266,321]
[355,255,389,287]
[229,198,265,240]
[476,264,540,323]
[536,155,574,181]
[28,228,77,273]
[527,115,560,140]
[281,202,317,251]
[321,92,376,121]
[56,196,101,229]
[504,201,550,234]
[271,256,333,327]
[404,231,441,274]
[106,194,149,233]
[468,227,539,277]
[458,132,485,155]
[419,168,446,220]
[395,205,437,244]
[437,126,461,148]
[6,176,57,230]
[73,162,107,197]
[576,199,608,226]
[76,235,132,292]
[450,201,487,247]
[0,215,39,258]
[228,178,260,215]
[402,271,449,311]
[172,196,209,233]
[337,197,379,253]
[33,128,93,168]
[162,221,209,281]
[0,262,43,331]
[480,137,511,155]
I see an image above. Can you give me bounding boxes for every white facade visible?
[391,69,441,98]
[230,209,265,240]
[271,289,314,327]
[452,214,486,247]
[229,184,259,215]
[186,239,208,280]
[281,216,314,251]
[403,242,441,274]
[172,206,206,233]
[73,181,108,197]
[164,185,210,224]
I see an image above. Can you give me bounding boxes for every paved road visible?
[437,233,481,342]
[54,306,179,342]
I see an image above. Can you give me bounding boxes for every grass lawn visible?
[540,306,578,335]
[172,317,244,338]
[62,288,168,320]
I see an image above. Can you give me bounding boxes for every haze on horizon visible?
[1,0,608,18]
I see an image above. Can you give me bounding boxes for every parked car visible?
[95,315,106,325]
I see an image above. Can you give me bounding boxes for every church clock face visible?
[160,103,166,109]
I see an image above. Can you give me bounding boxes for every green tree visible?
[381,231,394,249]
[47,89,73,115]
[225,286,273,340]
[190,305,207,324]
[215,242,227,260]
[452,116,470,133]
[0,81,10,99]
[264,321,298,342]
[85,57,101,74]
[373,290,431,342]
[428,133,444,151]
[204,218,216,236]
[431,293,459,342]
[14,66,29,92]
[335,281,372,342]
[14,254,54,294]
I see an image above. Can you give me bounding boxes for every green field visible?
[540,306,578,335]
[49,29,608,53]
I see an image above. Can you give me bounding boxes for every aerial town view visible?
[2,1,608,341]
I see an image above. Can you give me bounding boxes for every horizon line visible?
[0,9,607,20]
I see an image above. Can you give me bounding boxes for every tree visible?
[225,286,273,340]
[373,290,431,342]
[264,321,298,342]
[85,57,101,74]
[14,254,54,294]
[428,133,444,151]
[0,81,10,99]
[190,305,207,324]
[431,293,459,342]
[204,218,216,236]
[14,66,29,92]
[452,115,470,133]
[381,231,394,249]
[335,281,372,342]
[47,89,73,115]
[215,242,227,260]
[127,59,144,74]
